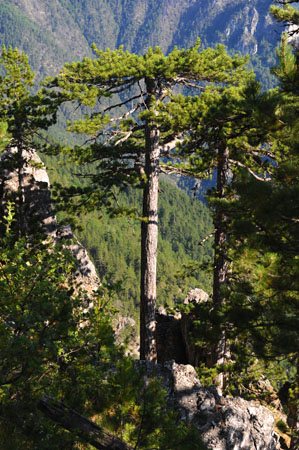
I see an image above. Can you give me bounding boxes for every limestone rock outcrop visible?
[0,147,100,296]
[137,361,281,450]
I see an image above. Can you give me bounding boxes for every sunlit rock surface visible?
[137,361,282,450]
[0,147,100,296]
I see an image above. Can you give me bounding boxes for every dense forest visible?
[0,1,298,449]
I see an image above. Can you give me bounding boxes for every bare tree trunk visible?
[38,395,133,450]
[210,144,230,392]
[289,358,299,450]
[140,78,159,362]
[212,147,229,307]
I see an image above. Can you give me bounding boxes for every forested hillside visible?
[1,0,280,86]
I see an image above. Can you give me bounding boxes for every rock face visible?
[0,147,100,296]
[156,309,187,364]
[7,0,280,83]
[156,288,210,366]
[137,361,281,450]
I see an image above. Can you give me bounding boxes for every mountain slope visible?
[1,0,281,86]
[0,0,92,79]
[40,153,213,317]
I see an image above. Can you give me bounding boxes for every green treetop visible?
[0,46,60,237]
[0,46,58,146]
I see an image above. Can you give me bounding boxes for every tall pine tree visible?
[158,80,280,390]
[0,46,59,235]
[46,40,248,361]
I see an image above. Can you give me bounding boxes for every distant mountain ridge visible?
[1,0,280,85]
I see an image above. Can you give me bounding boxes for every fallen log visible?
[38,395,133,450]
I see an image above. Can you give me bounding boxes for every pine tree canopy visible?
[44,40,251,215]
[270,0,299,35]
[0,46,59,147]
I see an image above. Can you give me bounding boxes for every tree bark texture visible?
[210,144,230,392]
[140,77,159,362]
[213,144,230,307]
[38,395,133,450]
[289,358,299,450]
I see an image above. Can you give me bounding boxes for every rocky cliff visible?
[0,147,100,297]
[137,361,283,450]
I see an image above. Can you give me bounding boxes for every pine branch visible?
[103,77,137,94]
[103,95,144,114]
[228,159,272,182]
[159,164,192,176]
[173,77,205,89]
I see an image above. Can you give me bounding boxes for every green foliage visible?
[272,33,298,93]
[97,359,207,450]
[0,45,58,146]
[0,204,114,448]
[43,41,248,337]
[0,121,10,151]
[0,203,77,394]
[270,1,299,32]
[1,7,298,445]
[0,204,208,448]
[164,26,299,409]
[42,151,213,317]
[223,33,298,365]
[210,33,298,409]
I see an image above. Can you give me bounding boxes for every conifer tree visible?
[270,0,299,36]
[172,15,298,439]
[0,46,59,235]
[220,6,299,443]
[159,80,280,389]
[224,30,299,447]
[47,40,248,361]
[0,46,58,146]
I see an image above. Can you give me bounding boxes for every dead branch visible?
[228,159,272,182]
[103,95,144,114]
[199,229,216,246]
[159,164,193,176]
[38,395,133,450]
[173,77,205,89]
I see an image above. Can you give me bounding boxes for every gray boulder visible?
[137,361,281,450]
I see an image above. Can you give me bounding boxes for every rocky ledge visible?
[137,361,281,450]
[0,147,100,297]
